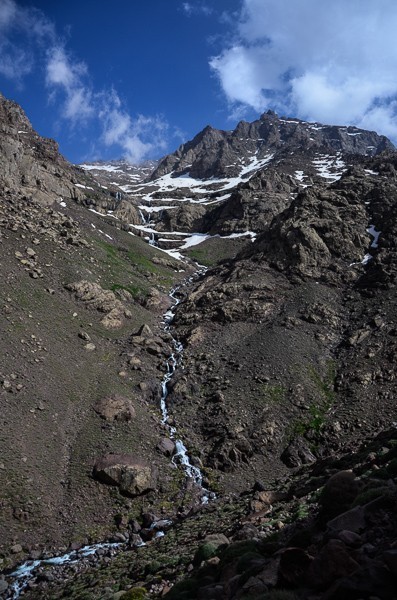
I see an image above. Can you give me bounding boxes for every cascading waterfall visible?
[160,285,211,498]
[138,208,150,225]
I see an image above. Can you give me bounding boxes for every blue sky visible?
[1,0,397,164]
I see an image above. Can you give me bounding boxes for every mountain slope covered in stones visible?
[2,93,397,600]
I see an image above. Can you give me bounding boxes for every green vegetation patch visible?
[186,247,218,267]
[261,384,286,404]
[186,236,250,267]
[121,588,149,600]
[309,360,336,405]
[292,361,337,438]
[95,238,174,296]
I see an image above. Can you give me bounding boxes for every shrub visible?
[193,542,217,566]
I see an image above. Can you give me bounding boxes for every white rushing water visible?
[160,280,213,503]
[7,543,121,599]
[5,272,212,598]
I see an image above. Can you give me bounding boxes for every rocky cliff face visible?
[150,111,393,180]
[0,94,88,205]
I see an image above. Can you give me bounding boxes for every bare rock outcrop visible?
[94,395,136,422]
[93,454,157,497]
[0,93,86,205]
[65,280,132,328]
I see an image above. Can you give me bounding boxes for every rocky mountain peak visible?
[0,92,33,132]
[150,112,394,182]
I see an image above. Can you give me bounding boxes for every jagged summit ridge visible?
[150,111,394,180]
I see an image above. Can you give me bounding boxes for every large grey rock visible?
[94,395,136,422]
[156,437,176,457]
[93,454,157,497]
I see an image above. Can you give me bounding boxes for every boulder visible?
[93,454,157,497]
[65,280,131,329]
[327,505,366,533]
[94,395,136,422]
[320,471,362,520]
[157,437,176,457]
[278,547,313,586]
[281,437,316,467]
[204,533,230,547]
[307,539,360,589]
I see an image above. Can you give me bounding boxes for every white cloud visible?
[0,0,55,80]
[211,0,397,141]
[99,92,169,163]
[0,0,17,29]
[45,47,169,161]
[182,2,213,17]
[0,1,171,162]
[45,46,94,123]
[0,40,32,79]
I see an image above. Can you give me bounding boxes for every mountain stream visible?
[5,271,211,599]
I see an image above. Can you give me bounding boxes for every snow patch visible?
[312,153,346,182]
[367,224,381,248]
[80,164,122,173]
[75,183,94,190]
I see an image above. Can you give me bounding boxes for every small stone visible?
[78,331,91,341]
[26,247,36,258]
[129,356,142,367]
[0,580,8,593]
[118,371,127,377]
[11,544,23,554]
[206,556,221,566]
[85,343,96,351]
[337,530,362,546]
